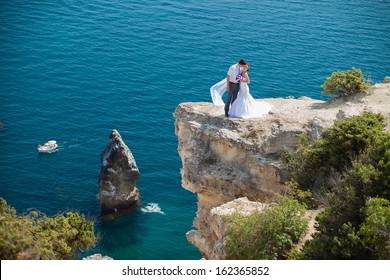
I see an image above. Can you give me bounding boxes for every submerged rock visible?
[98,129,140,213]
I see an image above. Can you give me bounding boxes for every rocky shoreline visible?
[174,81,390,259]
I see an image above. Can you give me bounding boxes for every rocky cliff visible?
[99,129,140,213]
[174,82,390,259]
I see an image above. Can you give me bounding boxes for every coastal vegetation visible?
[321,67,370,97]
[223,196,308,260]
[224,111,390,259]
[285,112,386,193]
[287,112,390,259]
[0,197,96,259]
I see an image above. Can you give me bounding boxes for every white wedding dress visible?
[210,79,272,119]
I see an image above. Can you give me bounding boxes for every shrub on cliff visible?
[285,112,390,259]
[302,133,390,259]
[358,198,390,259]
[321,67,370,97]
[320,112,385,169]
[283,179,318,210]
[285,112,386,191]
[0,198,96,259]
[302,197,390,259]
[223,196,308,260]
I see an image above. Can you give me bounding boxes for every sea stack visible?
[99,129,140,213]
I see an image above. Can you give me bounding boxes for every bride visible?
[210,64,272,119]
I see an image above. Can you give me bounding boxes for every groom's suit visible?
[225,63,241,116]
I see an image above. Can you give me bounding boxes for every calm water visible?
[0,0,389,259]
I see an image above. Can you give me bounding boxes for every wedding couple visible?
[210,59,272,119]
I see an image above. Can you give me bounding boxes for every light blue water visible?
[0,0,389,259]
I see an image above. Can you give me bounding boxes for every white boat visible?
[38,140,58,153]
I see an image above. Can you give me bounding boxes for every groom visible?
[225,59,248,117]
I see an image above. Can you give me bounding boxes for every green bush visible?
[284,133,325,190]
[303,197,390,259]
[285,112,386,191]
[0,198,96,260]
[320,112,386,169]
[346,133,390,199]
[359,198,390,259]
[283,179,318,210]
[321,67,370,97]
[285,112,390,259]
[223,196,308,260]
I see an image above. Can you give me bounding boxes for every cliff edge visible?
[174,82,390,259]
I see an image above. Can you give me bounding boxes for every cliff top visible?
[175,83,390,154]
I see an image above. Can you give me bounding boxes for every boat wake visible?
[141,203,165,215]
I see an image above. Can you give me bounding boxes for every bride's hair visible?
[246,64,250,71]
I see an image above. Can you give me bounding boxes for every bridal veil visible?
[210,79,226,106]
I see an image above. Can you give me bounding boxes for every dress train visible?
[210,80,272,118]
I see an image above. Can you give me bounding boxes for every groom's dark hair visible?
[238,59,247,65]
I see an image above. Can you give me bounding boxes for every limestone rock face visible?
[99,129,140,213]
[187,197,320,260]
[174,83,390,259]
[186,197,266,259]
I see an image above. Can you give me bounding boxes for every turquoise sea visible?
[0,0,389,259]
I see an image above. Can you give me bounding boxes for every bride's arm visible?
[242,71,250,83]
